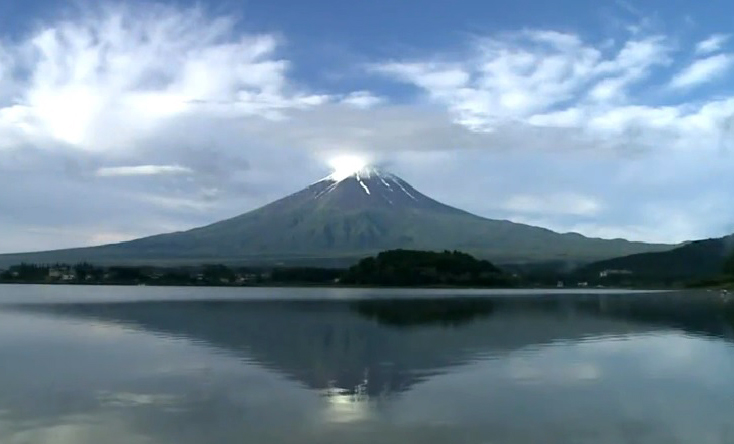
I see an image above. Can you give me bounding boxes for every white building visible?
[599,269,633,278]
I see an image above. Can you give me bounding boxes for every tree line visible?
[341,249,513,287]
[0,250,512,287]
[5,249,732,288]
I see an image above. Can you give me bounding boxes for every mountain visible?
[0,168,673,267]
[577,234,734,282]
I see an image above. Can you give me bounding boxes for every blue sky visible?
[0,0,733,252]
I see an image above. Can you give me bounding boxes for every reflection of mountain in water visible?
[19,293,734,397]
[352,298,497,327]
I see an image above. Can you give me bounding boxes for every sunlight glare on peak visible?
[328,155,370,181]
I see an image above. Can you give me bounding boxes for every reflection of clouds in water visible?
[573,333,724,378]
[0,391,183,443]
[504,332,728,386]
[570,335,638,354]
[85,321,140,338]
[506,356,602,384]
[503,340,612,386]
[635,334,699,361]
[627,334,734,385]
[573,363,602,381]
[577,333,685,356]
[5,294,734,444]
[0,312,143,347]
[0,415,153,444]
[96,391,180,409]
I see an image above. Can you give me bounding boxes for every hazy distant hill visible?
[578,234,734,281]
[0,168,672,267]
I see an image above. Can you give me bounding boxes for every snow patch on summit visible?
[314,181,340,198]
[379,176,394,191]
[357,178,371,195]
[328,166,381,182]
[314,167,421,202]
[317,166,382,185]
[393,178,417,201]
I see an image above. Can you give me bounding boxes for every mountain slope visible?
[0,169,673,267]
[577,235,734,281]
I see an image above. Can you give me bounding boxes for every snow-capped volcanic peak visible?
[326,155,374,181]
[313,164,424,207]
[325,165,382,183]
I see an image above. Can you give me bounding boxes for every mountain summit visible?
[0,169,673,267]
[313,167,454,211]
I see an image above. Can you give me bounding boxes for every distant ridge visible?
[0,168,674,267]
[578,234,734,281]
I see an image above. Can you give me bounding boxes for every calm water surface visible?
[1,285,734,443]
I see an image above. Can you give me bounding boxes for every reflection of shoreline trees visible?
[352,292,734,337]
[556,293,734,340]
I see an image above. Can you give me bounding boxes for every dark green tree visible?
[341,249,510,287]
[202,264,236,284]
[724,251,734,275]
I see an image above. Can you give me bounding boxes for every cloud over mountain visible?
[1,2,733,253]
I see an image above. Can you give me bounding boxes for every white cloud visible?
[669,54,734,89]
[695,34,730,55]
[0,5,329,153]
[1,5,734,253]
[95,165,193,177]
[341,91,385,108]
[375,33,671,130]
[503,193,602,217]
[587,37,671,102]
[0,45,14,100]
[372,32,734,161]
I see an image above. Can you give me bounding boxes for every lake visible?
[1,285,734,443]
